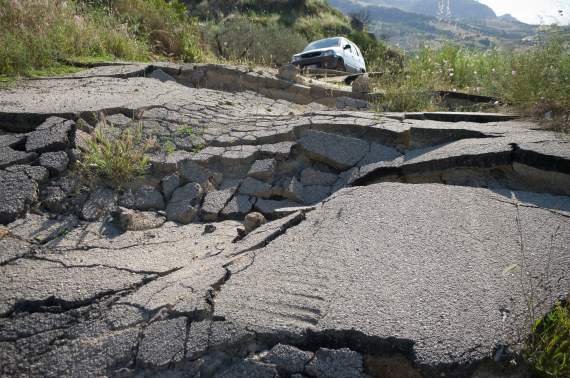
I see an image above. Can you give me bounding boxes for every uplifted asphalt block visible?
[0,170,38,224]
[0,147,37,169]
[25,117,74,153]
[215,183,570,372]
[298,130,369,170]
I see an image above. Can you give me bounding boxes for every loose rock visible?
[81,187,117,221]
[166,183,204,224]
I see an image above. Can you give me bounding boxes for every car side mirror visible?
[344,44,351,50]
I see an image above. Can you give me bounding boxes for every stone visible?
[298,130,369,170]
[0,147,37,169]
[0,133,25,149]
[243,212,267,234]
[302,185,331,204]
[248,158,276,181]
[351,74,371,93]
[305,348,364,378]
[0,170,38,224]
[119,185,165,211]
[137,317,186,367]
[239,177,272,198]
[25,117,74,153]
[300,168,338,186]
[254,199,300,217]
[81,187,117,221]
[148,68,176,83]
[167,183,204,224]
[221,195,254,219]
[358,143,402,167]
[202,188,236,221]
[179,159,222,186]
[204,224,217,234]
[161,174,181,201]
[5,165,49,184]
[278,64,300,82]
[149,151,193,174]
[112,207,166,232]
[39,151,69,175]
[275,176,304,202]
[336,96,368,110]
[262,344,313,374]
[103,113,133,128]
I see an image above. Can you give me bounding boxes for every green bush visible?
[525,302,570,378]
[205,17,308,66]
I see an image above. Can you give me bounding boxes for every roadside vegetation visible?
[525,301,570,377]
[0,0,205,77]
[78,120,153,188]
[370,36,570,131]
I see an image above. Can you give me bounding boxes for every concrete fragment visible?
[239,177,272,198]
[0,147,37,169]
[0,170,38,224]
[25,117,74,153]
[81,187,117,221]
[248,158,276,181]
[39,151,69,175]
[112,207,166,232]
[305,348,364,378]
[262,344,313,374]
[298,130,368,170]
[119,185,165,211]
[300,168,338,186]
[161,173,181,201]
[221,195,254,219]
[167,183,204,224]
[202,188,236,221]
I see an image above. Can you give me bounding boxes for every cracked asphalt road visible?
[0,63,569,377]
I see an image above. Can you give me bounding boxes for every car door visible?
[352,44,365,72]
[341,39,356,72]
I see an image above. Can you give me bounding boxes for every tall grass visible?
[373,38,570,123]
[0,0,204,76]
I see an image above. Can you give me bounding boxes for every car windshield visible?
[303,38,341,52]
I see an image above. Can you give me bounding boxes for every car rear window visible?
[303,38,341,51]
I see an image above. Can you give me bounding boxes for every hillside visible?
[330,0,538,50]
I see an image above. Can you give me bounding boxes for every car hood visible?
[293,47,342,58]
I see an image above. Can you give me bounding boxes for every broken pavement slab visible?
[215,183,569,372]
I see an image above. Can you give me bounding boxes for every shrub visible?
[205,17,308,66]
[525,302,570,378]
[78,120,151,188]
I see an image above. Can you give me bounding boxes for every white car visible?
[291,37,366,73]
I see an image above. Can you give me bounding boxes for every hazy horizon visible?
[478,0,570,25]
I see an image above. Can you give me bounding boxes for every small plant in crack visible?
[178,126,196,138]
[504,204,568,377]
[525,301,570,377]
[78,120,151,188]
[163,140,177,155]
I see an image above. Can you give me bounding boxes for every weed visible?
[163,140,176,154]
[525,301,570,378]
[78,120,151,188]
[178,126,195,138]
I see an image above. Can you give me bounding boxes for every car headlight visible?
[322,50,336,57]
[292,55,301,62]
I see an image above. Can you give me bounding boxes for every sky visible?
[478,0,570,25]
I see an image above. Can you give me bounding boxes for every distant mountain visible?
[329,0,538,50]
[340,0,496,20]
